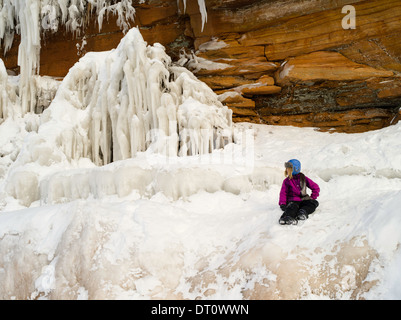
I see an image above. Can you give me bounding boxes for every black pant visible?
[281,199,319,219]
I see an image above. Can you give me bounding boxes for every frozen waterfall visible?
[38,27,232,165]
[0,1,208,115]
[0,1,224,165]
[0,0,137,116]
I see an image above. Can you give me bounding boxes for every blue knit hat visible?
[285,159,301,175]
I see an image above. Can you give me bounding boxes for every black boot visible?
[279,215,298,225]
[296,209,308,221]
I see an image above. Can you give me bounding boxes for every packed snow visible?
[1,23,401,299]
[1,112,401,299]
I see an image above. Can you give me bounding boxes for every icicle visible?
[197,0,207,32]
[180,0,208,32]
[0,58,8,120]
[13,0,41,115]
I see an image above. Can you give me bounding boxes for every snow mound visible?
[38,158,280,205]
[1,117,401,299]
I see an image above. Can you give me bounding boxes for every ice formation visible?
[0,0,217,163]
[0,0,136,116]
[0,57,60,122]
[37,27,232,165]
[180,0,207,31]
[0,1,208,116]
[0,59,11,119]
[196,0,207,32]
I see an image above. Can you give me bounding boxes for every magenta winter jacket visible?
[279,174,320,205]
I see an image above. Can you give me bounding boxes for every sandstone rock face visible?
[1,0,401,132]
[276,51,394,83]
[268,51,401,132]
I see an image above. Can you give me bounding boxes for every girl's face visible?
[286,167,292,175]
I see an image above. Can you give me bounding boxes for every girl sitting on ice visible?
[278,159,320,225]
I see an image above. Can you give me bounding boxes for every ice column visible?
[0,58,8,119]
[14,0,41,114]
[0,57,18,120]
